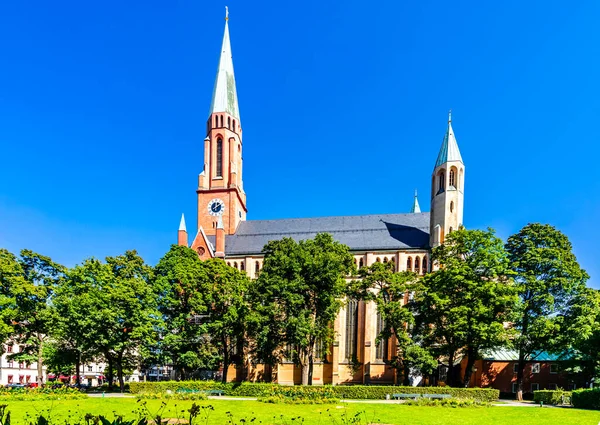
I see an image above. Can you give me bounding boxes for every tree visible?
[0,249,23,349]
[201,258,249,383]
[506,223,589,400]
[256,233,353,385]
[154,245,217,379]
[350,261,436,385]
[10,250,65,385]
[562,288,600,386]
[414,228,516,387]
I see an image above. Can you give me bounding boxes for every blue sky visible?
[0,1,598,287]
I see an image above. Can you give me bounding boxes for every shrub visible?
[533,390,572,405]
[137,392,208,401]
[129,381,499,402]
[572,388,600,410]
[259,394,340,404]
[0,387,87,401]
[404,398,490,408]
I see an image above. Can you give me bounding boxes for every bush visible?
[0,386,87,401]
[259,394,340,404]
[404,398,490,408]
[129,381,499,402]
[533,390,572,405]
[572,388,600,410]
[137,392,208,401]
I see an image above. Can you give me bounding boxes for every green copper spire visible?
[435,110,463,168]
[209,7,240,119]
[410,190,421,213]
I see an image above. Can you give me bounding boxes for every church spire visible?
[435,110,463,168]
[209,7,240,119]
[410,190,421,213]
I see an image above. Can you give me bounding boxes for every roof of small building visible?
[482,349,571,362]
[215,212,430,256]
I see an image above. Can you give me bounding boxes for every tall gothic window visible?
[407,257,412,272]
[216,138,223,177]
[255,261,260,274]
[240,261,245,271]
[415,257,420,274]
[438,171,445,193]
[449,169,456,187]
[345,300,359,361]
[359,258,364,269]
[422,256,428,274]
[375,312,388,361]
[215,116,218,128]
[228,117,231,129]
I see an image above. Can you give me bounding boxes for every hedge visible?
[129,381,499,402]
[533,390,572,405]
[572,388,600,410]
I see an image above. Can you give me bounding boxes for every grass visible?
[2,398,600,425]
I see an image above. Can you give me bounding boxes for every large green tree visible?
[414,228,516,387]
[351,261,436,385]
[0,249,24,349]
[506,223,589,400]
[10,250,65,385]
[154,245,216,379]
[201,258,249,383]
[255,233,353,385]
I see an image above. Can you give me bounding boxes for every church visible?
[176,12,465,385]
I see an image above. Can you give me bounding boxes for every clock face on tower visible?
[208,198,225,216]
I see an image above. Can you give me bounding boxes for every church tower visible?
[197,9,247,236]
[430,112,465,247]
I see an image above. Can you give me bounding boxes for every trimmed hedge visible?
[533,390,572,405]
[129,381,499,402]
[572,388,600,410]
[0,387,86,401]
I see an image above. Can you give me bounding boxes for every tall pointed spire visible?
[435,110,463,168]
[209,7,240,119]
[410,190,421,213]
[179,213,187,232]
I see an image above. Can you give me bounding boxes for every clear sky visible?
[1,1,598,287]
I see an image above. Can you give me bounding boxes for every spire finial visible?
[414,189,418,198]
[448,109,452,124]
[225,6,229,21]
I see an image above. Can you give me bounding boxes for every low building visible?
[461,349,585,395]
[0,343,45,386]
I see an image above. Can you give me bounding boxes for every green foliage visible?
[259,394,340,404]
[572,388,600,409]
[251,233,354,384]
[403,398,490,407]
[137,392,208,401]
[506,223,589,397]
[0,387,86,401]
[415,228,516,387]
[533,390,572,405]
[0,249,23,349]
[128,381,499,402]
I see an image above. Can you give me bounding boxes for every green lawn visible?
[2,398,600,425]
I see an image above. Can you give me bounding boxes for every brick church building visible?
[176,12,465,385]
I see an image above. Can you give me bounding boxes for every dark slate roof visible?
[216,212,430,256]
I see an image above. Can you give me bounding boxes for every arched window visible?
[215,116,219,128]
[422,256,427,274]
[227,262,231,266]
[438,171,445,193]
[383,257,388,263]
[240,261,245,271]
[407,257,412,271]
[375,312,388,361]
[345,300,359,361]
[376,257,381,263]
[233,262,238,269]
[449,227,453,233]
[390,257,396,271]
[449,169,456,187]
[415,257,420,274]
[233,119,236,131]
[227,117,231,129]
[255,261,260,274]
[216,138,223,177]
[220,115,224,127]
[359,258,364,269]
[450,201,454,213]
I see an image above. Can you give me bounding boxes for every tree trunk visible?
[117,351,125,393]
[462,346,476,388]
[221,336,229,384]
[300,348,309,385]
[106,353,114,390]
[308,351,314,386]
[36,334,44,386]
[75,351,81,389]
[403,362,411,386]
[447,350,455,387]
[516,351,526,401]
